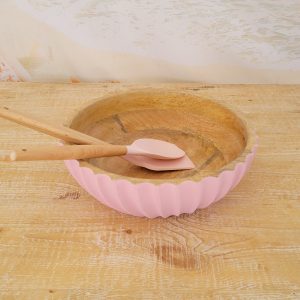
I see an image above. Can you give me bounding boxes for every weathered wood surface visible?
[0,83,299,299]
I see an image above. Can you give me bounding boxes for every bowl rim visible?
[65,88,257,185]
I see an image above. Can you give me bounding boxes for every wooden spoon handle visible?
[0,145,127,161]
[0,107,108,145]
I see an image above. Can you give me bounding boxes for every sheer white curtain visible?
[0,0,299,83]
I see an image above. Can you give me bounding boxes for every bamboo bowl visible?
[64,90,257,218]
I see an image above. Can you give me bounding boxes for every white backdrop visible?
[0,0,299,83]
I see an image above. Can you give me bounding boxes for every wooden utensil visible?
[0,145,127,162]
[0,107,194,171]
[0,106,107,145]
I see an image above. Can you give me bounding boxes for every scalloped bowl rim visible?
[65,142,258,188]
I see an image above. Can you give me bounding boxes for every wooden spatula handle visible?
[0,107,107,145]
[0,145,127,161]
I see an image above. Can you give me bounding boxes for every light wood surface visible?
[0,82,299,299]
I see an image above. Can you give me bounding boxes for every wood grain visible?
[0,82,299,299]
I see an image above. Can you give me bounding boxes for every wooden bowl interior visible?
[69,91,248,180]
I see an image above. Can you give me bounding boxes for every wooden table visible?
[0,83,299,299]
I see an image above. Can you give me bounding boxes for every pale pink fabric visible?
[0,60,19,82]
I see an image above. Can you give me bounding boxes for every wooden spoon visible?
[0,107,195,171]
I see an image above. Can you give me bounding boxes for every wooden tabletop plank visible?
[0,83,299,299]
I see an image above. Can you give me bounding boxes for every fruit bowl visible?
[64,90,257,218]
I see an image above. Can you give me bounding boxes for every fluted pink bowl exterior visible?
[64,144,257,218]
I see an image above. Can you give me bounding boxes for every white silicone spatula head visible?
[126,138,185,160]
[124,153,195,171]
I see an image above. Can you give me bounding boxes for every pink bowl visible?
[64,90,257,218]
